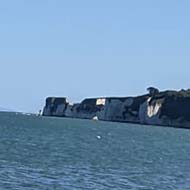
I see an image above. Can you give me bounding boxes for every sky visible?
[0,0,190,113]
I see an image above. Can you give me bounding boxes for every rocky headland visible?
[42,88,190,128]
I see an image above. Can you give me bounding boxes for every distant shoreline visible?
[42,88,190,129]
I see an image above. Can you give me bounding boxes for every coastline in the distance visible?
[42,87,190,129]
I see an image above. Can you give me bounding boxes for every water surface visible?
[0,112,190,189]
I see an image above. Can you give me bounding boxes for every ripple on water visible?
[0,113,190,189]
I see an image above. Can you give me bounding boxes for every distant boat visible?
[92,116,99,121]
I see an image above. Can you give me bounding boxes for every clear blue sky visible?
[0,0,190,113]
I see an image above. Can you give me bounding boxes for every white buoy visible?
[97,136,101,139]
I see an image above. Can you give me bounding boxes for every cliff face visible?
[43,97,69,117]
[139,97,164,125]
[139,90,190,128]
[102,96,148,123]
[42,89,190,128]
[67,98,105,119]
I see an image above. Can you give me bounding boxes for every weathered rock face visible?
[42,89,190,128]
[102,96,148,123]
[42,97,69,117]
[139,97,164,125]
[68,98,105,119]
[139,91,190,128]
[43,97,106,119]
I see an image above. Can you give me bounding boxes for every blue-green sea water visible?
[0,112,190,190]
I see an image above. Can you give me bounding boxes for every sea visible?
[0,112,190,190]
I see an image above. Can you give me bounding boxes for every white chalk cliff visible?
[42,89,190,128]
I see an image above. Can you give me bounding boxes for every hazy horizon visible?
[0,0,190,113]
